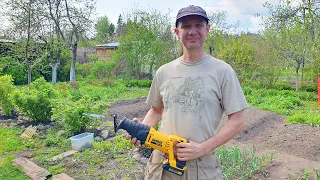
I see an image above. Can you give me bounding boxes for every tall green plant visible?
[12,77,53,123]
[0,75,16,116]
[52,95,93,134]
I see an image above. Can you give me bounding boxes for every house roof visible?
[96,42,120,48]
[0,39,16,43]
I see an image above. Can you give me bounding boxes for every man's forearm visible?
[201,110,245,154]
[141,106,163,127]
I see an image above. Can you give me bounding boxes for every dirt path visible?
[108,97,320,179]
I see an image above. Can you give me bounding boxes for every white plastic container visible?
[70,132,94,151]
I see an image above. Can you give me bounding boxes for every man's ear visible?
[206,24,210,36]
[174,28,180,40]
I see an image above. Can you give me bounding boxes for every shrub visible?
[299,83,317,92]
[52,95,93,134]
[0,56,27,85]
[89,60,117,79]
[12,77,53,123]
[77,62,94,78]
[0,75,16,116]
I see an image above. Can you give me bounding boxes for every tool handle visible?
[117,118,150,144]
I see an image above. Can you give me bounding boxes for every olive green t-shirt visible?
[146,55,248,143]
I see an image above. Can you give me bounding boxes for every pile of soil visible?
[107,97,320,179]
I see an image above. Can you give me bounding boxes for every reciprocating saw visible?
[113,114,188,176]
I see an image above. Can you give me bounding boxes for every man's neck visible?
[182,48,206,63]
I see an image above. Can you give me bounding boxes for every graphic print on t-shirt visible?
[164,76,205,115]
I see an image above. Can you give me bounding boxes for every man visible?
[127,5,248,180]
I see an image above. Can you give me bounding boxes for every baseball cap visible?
[175,5,209,27]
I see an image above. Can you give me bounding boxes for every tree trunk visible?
[149,61,154,80]
[51,63,59,84]
[295,66,299,92]
[70,45,77,82]
[27,64,31,85]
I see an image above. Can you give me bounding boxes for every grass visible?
[243,86,320,126]
[1,79,319,179]
[0,127,29,180]
[289,168,320,180]
[216,146,273,180]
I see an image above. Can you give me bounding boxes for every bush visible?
[12,77,53,123]
[77,62,94,78]
[299,83,317,92]
[52,95,93,134]
[89,60,117,79]
[273,82,295,91]
[0,75,16,116]
[0,56,27,85]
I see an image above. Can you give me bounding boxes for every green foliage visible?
[289,168,320,180]
[123,79,152,88]
[0,56,27,85]
[95,16,115,43]
[76,62,94,78]
[89,60,117,79]
[0,75,16,116]
[216,146,272,180]
[88,54,100,62]
[299,83,317,92]
[0,155,29,180]
[0,127,25,154]
[52,95,93,134]
[12,77,53,122]
[113,10,175,79]
[0,127,29,179]
[48,163,65,175]
[244,85,320,125]
[206,31,257,83]
[287,113,320,126]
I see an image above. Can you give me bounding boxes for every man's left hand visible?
[175,141,206,161]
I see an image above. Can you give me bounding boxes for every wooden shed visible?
[96,42,119,59]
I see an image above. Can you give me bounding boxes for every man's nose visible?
[188,27,197,35]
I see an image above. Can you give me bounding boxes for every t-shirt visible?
[146,55,248,143]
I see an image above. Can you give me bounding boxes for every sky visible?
[95,0,279,33]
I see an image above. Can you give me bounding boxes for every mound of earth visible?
[108,98,320,179]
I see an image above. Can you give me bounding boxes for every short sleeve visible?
[146,69,164,108]
[221,69,248,115]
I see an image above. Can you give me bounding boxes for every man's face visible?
[174,15,210,50]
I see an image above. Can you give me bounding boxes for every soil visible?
[107,97,320,179]
[3,96,320,179]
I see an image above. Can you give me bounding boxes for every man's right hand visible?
[125,118,143,147]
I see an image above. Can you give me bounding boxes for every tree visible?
[5,0,45,84]
[63,0,96,82]
[95,16,115,43]
[263,0,320,90]
[113,9,175,79]
[115,14,124,39]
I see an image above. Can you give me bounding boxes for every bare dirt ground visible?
[107,97,320,179]
[2,97,320,179]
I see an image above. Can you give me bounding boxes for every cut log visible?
[12,157,51,180]
[51,150,77,161]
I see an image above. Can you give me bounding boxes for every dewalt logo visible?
[151,139,162,147]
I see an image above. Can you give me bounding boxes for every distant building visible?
[96,42,119,59]
[77,47,96,63]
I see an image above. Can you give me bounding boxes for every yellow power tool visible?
[114,114,187,176]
